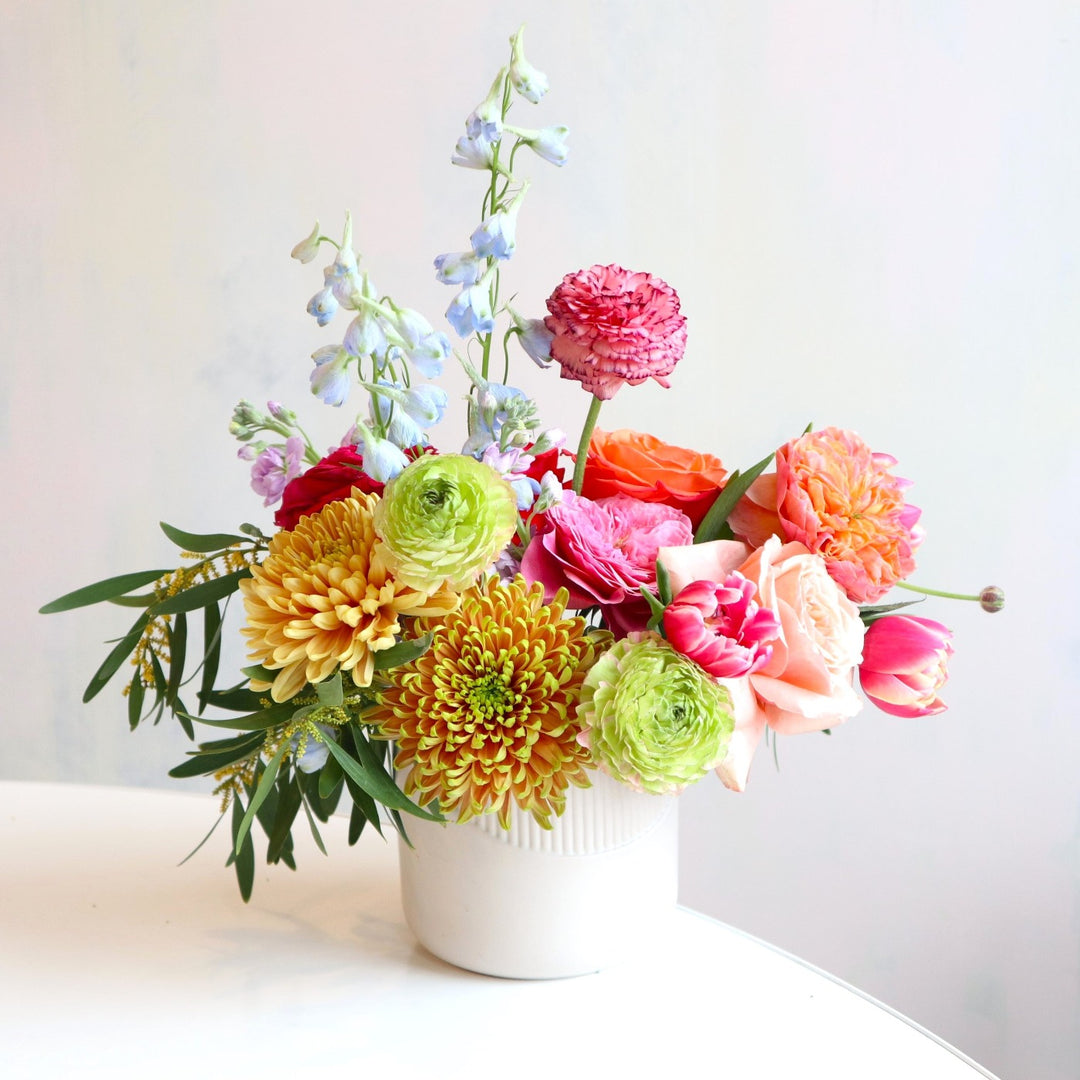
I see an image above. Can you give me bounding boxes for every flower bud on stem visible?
[896,580,1005,613]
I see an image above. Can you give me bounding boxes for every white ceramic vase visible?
[397,770,679,979]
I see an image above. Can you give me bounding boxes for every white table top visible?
[0,781,997,1079]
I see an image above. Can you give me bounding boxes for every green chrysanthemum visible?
[373,454,518,593]
[577,632,734,794]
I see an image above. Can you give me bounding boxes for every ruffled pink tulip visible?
[859,615,953,717]
[663,575,780,678]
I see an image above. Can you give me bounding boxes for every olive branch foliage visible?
[41,521,441,901]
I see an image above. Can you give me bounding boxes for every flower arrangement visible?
[43,27,1002,899]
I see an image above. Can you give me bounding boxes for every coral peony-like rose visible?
[576,632,734,794]
[660,535,865,791]
[732,428,922,603]
[521,491,693,636]
[663,575,780,678]
[582,428,727,527]
[859,615,953,717]
[544,264,687,400]
[274,446,383,530]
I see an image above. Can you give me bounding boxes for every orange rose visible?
[582,429,727,527]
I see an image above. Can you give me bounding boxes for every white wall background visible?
[2,3,1075,1077]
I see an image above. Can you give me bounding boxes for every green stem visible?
[572,395,604,495]
[895,581,980,602]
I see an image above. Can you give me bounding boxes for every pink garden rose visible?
[660,536,866,791]
[544,264,687,400]
[859,615,953,717]
[663,575,780,678]
[728,428,923,603]
[521,491,693,636]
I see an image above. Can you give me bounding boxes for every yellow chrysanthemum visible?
[239,490,458,703]
[370,576,606,828]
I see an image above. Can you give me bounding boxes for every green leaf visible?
[858,599,925,624]
[694,447,776,545]
[127,672,145,731]
[168,730,265,778]
[174,704,194,740]
[198,603,223,713]
[316,671,344,708]
[40,570,170,614]
[318,753,344,800]
[178,807,228,866]
[234,742,288,856]
[82,613,151,703]
[241,664,279,684]
[107,593,158,608]
[164,611,187,706]
[230,796,255,902]
[198,685,266,712]
[180,699,297,731]
[655,558,673,606]
[324,732,443,822]
[300,796,328,856]
[238,522,267,540]
[373,632,433,672]
[347,801,368,846]
[160,521,249,552]
[266,774,303,865]
[639,585,667,632]
[149,569,252,617]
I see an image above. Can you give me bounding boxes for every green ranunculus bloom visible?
[577,632,734,795]
[373,454,519,593]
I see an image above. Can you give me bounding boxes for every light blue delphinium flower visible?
[388,308,451,379]
[466,67,507,143]
[452,132,496,170]
[306,284,338,326]
[309,345,352,406]
[290,221,322,264]
[508,306,554,367]
[365,379,447,449]
[293,723,336,774]
[461,378,540,456]
[351,420,409,482]
[508,26,549,104]
[343,308,388,360]
[445,271,496,338]
[505,123,570,167]
[361,381,449,428]
[433,250,484,286]
[470,185,529,260]
[370,393,425,450]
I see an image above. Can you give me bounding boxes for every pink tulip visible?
[859,615,954,717]
[663,575,780,678]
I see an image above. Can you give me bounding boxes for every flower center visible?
[462,666,519,723]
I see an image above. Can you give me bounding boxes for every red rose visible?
[274,446,383,530]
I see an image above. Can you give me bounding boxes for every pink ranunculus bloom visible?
[659,535,866,792]
[859,615,954,717]
[775,427,922,603]
[521,491,693,636]
[663,575,781,678]
[544,264,687,400]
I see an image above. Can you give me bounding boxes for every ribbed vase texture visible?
[397,770,679,979]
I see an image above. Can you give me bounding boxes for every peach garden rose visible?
[660,535,866,791]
